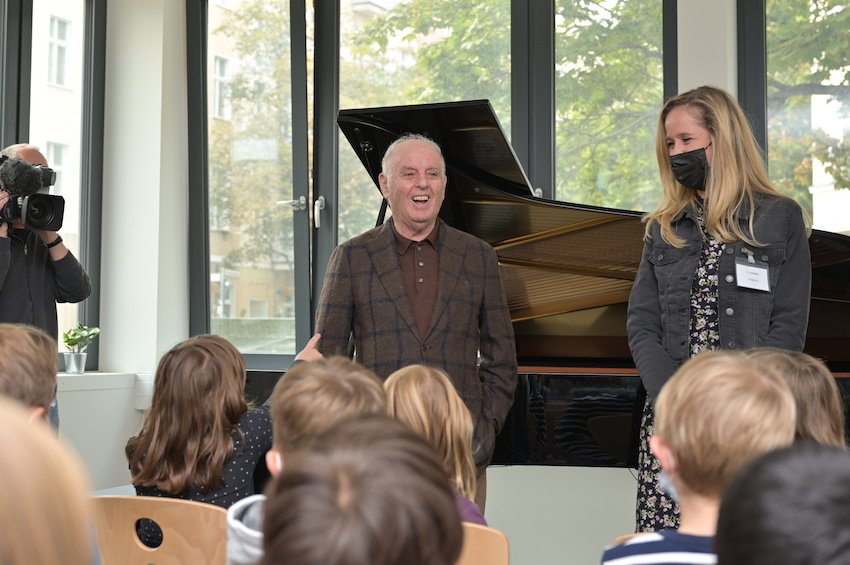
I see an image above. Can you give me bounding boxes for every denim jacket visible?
[627,194,811,402]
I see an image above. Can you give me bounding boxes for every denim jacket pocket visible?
[648,244,683,279]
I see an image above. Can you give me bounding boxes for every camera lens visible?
[28,201,47,221]
[22,194,64,231]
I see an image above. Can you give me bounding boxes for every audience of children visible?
[384,363,486,525]
[746,346,846,447]
[261,415,464,565]
[716,443,850,565]
[26,331,837,564]
[0,322,58,421]
[0,396,95,565]
[125,335,272,544]
[600,350,796,565]
[227,356,387,565]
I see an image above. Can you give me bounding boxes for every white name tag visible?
[735,256,770,292]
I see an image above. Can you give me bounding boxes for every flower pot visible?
[64,352,87,374]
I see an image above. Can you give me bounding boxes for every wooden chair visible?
[91,495,227,565]
[456,522,510,565]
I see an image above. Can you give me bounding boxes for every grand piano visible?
[337,99,850,468]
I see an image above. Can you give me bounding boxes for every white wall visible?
[677,0,737,94]
[99,0,190,376]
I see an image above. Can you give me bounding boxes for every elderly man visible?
[310,133,517,509]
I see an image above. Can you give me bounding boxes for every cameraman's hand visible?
[0,191,8,237]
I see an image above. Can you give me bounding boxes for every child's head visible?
[384,364,476,499]
[261,415,463,565]
[150,333,248,428]
[716,443,850,565]
[126,334,248,493]
[745,347,845,447]
[0,396,93,565]
[652,350,796,497]
[0,323,57,419]
[269,356,386,470]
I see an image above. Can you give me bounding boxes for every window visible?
[205,0,301,355]
[765,0,850,234]
[30,1,87,341]
[338,0,512,241]
[553,0,665,211]
[212,55,231,120]
[45,141,67,194]
[48,16,70,86]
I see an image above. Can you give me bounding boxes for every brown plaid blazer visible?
[316,218,517,468]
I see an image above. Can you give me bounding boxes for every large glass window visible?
[338,0,511,241]
[48,15,70,87]
[207,0,302,354]
[30,0,86,339]
[766,0,849,234]
[553,0,664,211]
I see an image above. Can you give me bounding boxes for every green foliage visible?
[766,0,850,211]
[62,322,101,354]
[211,0,296,268]
[214,0,849,246]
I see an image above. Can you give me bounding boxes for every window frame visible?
[0,0,105,370]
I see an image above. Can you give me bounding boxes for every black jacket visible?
[627,194,811,401]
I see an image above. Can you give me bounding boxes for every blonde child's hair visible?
[385,364,477,500]
[0,396,93,565]
[655,350,796,496]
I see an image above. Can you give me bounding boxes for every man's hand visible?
[295,333,324,362]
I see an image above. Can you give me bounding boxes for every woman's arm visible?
[627,241,678,402]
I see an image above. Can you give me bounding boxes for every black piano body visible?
[338,99,850,468]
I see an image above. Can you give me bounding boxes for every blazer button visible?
[761,254,769,261]
[725,274,734,283]
[725,307,734,316]
[725,247,734,254]
[656,254,664,261]
[728,341,736,348]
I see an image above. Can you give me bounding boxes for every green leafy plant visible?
[62,322,101,354]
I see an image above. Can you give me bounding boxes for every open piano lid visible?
[338,99,850,370]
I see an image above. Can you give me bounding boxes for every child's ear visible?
[649,435,677,475]
[266,449,284,477]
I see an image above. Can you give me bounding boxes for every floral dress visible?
[635,201,724,532]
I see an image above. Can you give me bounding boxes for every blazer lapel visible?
[426,221,465,338]
[368,222,420,339]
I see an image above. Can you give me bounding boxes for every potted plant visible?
[62,322,101,374]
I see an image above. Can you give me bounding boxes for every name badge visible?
[735,254,770,292]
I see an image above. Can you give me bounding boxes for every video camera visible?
[0,155,64,231]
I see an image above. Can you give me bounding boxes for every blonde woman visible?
[627,85,811,531]
[384,364,486,524]
[746,347,845,447]
[0,396,94,565]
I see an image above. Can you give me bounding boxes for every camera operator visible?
[0,144,91,427]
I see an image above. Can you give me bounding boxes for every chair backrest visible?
[456,522,510,565]
[91,495,227,565]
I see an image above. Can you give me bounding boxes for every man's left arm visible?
[39,230,91,303]
[477,244,518,434]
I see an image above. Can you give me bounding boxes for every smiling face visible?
[378,139,447,241]
[664,105,714,164]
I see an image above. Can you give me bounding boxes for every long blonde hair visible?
[384,365,477,500]
[646,85,805,247]
[0,396,93,565]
